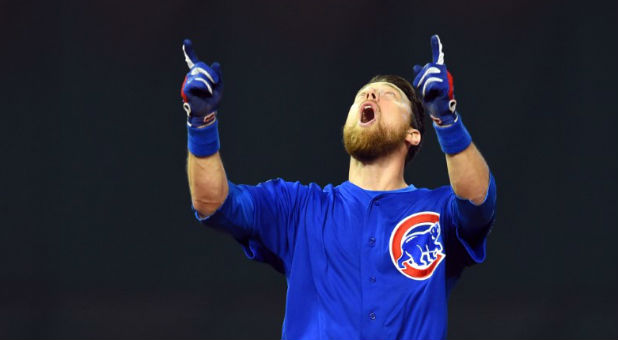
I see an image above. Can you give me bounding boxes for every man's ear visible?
[405,128,421,146]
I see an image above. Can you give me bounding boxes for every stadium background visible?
[2,0,616,338]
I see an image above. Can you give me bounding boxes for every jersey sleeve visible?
[444,172,497,265]
[193,179,308,274]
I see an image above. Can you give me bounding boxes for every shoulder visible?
[247,178,337,200]
[258,178,335,192]
[374,184,454,214]
[414,185,455,208]
[416,185,454,198]
[381,184,453,199]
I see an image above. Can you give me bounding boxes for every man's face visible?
[343,81,416,162]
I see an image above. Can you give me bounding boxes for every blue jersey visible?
[196,175,496,340]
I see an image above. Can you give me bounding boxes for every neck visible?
[348,148,408,191]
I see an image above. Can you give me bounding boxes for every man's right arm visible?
[187,151,228,217]
[180,39,228,217]
[178,39,303,271]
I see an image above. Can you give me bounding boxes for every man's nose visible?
[365,89,378,100]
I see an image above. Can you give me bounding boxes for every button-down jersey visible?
[196,175,497,340]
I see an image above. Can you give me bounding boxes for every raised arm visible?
[181,39,228,216]
[444,143,489,204]
[187,152,228,217]
[413,35,494,208]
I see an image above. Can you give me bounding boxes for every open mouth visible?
[360,103,376,124]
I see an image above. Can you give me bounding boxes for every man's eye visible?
[384,91,396,97]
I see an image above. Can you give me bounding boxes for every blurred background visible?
[1,0,616,338]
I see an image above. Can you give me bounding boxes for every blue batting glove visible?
[412,35,457,126]
[180,39,223,128]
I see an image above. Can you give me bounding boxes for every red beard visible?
[343,120,409,163]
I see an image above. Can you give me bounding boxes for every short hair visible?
[367,74,425,163]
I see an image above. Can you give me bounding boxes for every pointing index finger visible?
[182,38,199,69]
[430,35,445,65]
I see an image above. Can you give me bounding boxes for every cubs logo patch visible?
[389,212,445,280]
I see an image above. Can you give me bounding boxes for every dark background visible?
[2,0,617,338]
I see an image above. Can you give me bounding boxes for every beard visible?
[343,120,409,163]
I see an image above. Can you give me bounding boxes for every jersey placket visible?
[359,194,383,338]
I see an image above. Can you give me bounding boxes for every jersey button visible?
[369,312,376,320]
[369,237,376,247]
[369,276,376,283]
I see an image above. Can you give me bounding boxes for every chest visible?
[306,194,449,285]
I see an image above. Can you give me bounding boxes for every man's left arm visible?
[445,143,490,204]
[445,142,496,244]
[413,35,496,240]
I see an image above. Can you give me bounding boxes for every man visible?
[181,35,496,340]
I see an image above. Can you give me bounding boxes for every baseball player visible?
[181,34,497,340]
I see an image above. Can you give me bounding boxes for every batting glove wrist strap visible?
[433,114,472,155]
[188,120,220,157]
